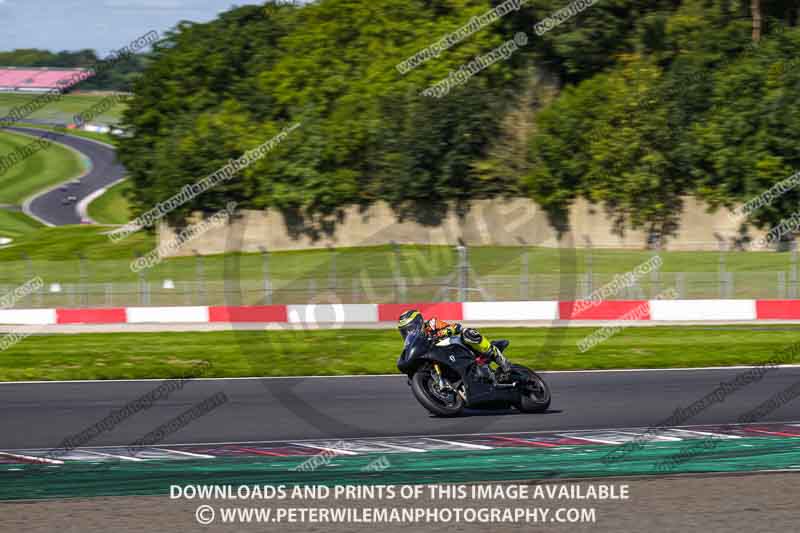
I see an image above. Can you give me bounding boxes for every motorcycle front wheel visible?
[410,362,465,417]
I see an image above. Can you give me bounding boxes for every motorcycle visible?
[396,319,551,417]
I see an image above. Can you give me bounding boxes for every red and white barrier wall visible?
[2,299,800,325]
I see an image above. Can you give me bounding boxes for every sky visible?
[0,0,268,55]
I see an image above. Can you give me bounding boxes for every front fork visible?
[433,363,446,389]
[433,363,467,401]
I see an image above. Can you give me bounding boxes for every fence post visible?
[259,246,272,305]
[308,279,316,301]
[21,252,33,307]
[718,241,727,299]
[26,252,44,307]
[651,238,661,297]
[328,246,337,294]
[677,272,686,299]
[78,253,88,308]
[520,249,529,300]
[135,252,146,305]
[456,244,468,302]
[779,271,787,299]
[21,252,32,281]
[194,251,205,305]
[390,241,406,303]
[222,254,232,306]
[791,241,798,298]
[584,236,593,296]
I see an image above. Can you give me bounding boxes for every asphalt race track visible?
[7,126,125,226]
[2,366,800,450]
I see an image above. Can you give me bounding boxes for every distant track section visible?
[4,126,125,226]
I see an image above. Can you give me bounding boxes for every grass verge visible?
[0,93,126,124]
[0,130,86,204]
[87,179,131,224]
[0,209,43,239]
[0,325,797,381]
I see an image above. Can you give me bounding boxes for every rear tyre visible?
[514,367,551,413]
[410,363,464,417]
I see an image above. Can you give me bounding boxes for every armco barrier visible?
[558,301,649,321]
[56,308,127,324]
[288,304,378,324]
[463,301,558,321]
[755,300,800,319]
[0,300,797,325]
[209,305,287,323]
[0,308,57,325]
[126,306,209,323]
[649,299,756,321]
[377,303,463,322]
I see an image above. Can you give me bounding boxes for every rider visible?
[397,309,511,374]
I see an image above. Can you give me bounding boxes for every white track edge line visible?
[5,364,800,384]
[3,419,794,452]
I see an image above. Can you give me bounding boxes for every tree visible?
[117,0,535,228]
[527,56,688,238]
[752,0,763,42]
[686,22,800,234]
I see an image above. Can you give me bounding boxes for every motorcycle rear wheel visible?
[514,366,551,413]
[411,363,465,417]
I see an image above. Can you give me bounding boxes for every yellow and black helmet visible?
[397,309,423,339]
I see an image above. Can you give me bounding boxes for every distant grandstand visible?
[0,67,91,93]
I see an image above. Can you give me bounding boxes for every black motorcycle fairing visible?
[423,338,524,406]
[396,327,432,374]
[397,334,473,376]
[398,336,485,405]
[424,336,475,374]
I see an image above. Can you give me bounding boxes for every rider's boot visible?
[492,346,511,373]
[491,345,511,382]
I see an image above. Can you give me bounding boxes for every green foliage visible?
[528,0,676,82]
[528,0,800,239]
[111,0,800,242]
[118,1,537,228]
[686,22,800,232]
[528,55,690,237]
[87,180,132,225]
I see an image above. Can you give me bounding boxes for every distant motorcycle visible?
[396,320,551,417]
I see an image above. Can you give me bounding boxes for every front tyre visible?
[410,363,464,417]
[513,366,551,413]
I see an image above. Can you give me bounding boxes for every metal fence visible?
[2,244,800,307]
